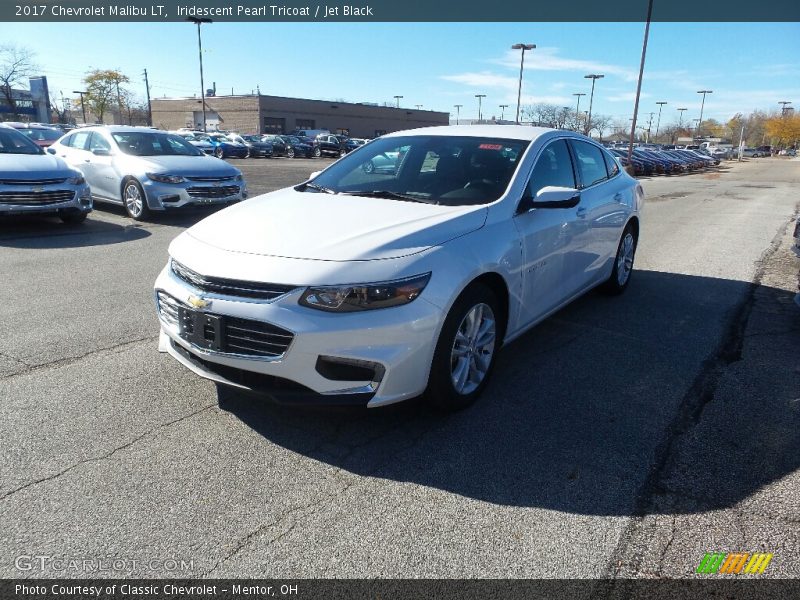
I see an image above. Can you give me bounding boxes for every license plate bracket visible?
[178,307,224,351]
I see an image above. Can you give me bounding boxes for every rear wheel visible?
[602,224,637,295]
[214,147,224,159]
[313,146,321,158]
[425,285,501,411]
[122,179,149,220]
[287,147,295,159]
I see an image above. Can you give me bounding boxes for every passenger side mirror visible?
[91,148,111,156]
[46,147,56,155]
[532,186,581,209]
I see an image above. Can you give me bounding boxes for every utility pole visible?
[655,101,667,141]
[627,0,653,165]
[499,104,508,120]
[142,68,152,126]
[394,95,403,108]
[779,101,791,116]
[454,104,462,125]
[73,90,88,124]
[115,79,123,125]
[584,74,604,136]
[188,16,212,133]
[696,90,713,138]
[573,93,586,131]
[475,94,486,122]
[511,43,535,124]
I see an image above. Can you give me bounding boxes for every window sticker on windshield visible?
[479,144,503,150]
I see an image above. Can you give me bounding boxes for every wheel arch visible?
[450,271,510,347]
[120,175,150,206]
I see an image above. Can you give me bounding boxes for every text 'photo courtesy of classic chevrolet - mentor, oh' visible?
[153,125,644,410]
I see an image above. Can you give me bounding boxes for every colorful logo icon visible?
[697,552,773,574]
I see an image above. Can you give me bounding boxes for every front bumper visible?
[0,183,92,215]
[142,179,247,210]
[154,265,443,407]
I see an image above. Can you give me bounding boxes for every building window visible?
[263,117,285,134]
[296,119,315,129]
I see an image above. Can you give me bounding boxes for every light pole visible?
[454,104,462,125]
[655,101,667,141]
[696,90,712,138]
[584,74,604,136]
[475,94,486,122]
[677,107,688,132]
[573,93,586,131]
[511,43,535,124]
[691,118,701,140]
[415,104,423,110]
[499,104,508,120]
[187,16,212,133]
[393,95,403,108]
[72,90,88,124]
[779,101,792,116]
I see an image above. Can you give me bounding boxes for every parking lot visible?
[1,156,798,578]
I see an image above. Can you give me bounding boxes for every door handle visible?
[576,206,587,218]
[84,159,91,163]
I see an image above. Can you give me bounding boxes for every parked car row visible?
[605,146,721,177]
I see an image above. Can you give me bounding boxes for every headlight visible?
[299,273,431,312]
[147,173,185,184]
[66,174,85,185]
[235,173,243,181]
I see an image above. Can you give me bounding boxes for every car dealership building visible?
[150,94,449,137]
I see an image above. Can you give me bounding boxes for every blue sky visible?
[3,21,798,127]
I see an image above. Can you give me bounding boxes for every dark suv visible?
[315,134,346,158]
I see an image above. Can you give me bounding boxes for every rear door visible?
[83,132,117,200]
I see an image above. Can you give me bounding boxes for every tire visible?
[601,224,637,295]
[313,146,321,158]
[286,147,295,159]
[425,284,501,411]
[244,148,251,159]
[122,179,149,220]
[214,147,224,159]
[59,211,87,224]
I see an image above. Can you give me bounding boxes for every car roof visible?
[382,125,565,142]
[78,125,164,133]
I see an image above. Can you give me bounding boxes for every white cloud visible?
[607,92,651,102]
[489,47,637,81]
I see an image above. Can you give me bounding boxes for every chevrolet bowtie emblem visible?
[187,295,211,310]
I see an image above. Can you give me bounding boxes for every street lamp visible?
[511,43,536,124]
[415,104,423,110]
[779,101,792,116]
[584,74,604,136]
[187,16,212,133]
[696,90,713,138]
[627,0,653,165]
[572,93,586,131]
[475,94,486,122]
[655,101,667,141]
[454,104,462,125]
[677,107,688,131]
[72,90,88,124]
[499,104,508,120]
[394,95,403,108]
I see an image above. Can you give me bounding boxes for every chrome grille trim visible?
[186,185,239,198]
[185,175,236,182]
[0,190,75,205]
[0,178,68,185]
[156,291,294,360]
[171,260,297,301]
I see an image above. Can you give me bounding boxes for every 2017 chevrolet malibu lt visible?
[0,124,92,223]
[50,126,246,220]
[154,126,643,410]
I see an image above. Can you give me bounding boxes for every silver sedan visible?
[49,126,247,220]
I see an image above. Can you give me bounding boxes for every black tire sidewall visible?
[122,179,148,220]
[426,284,501,411]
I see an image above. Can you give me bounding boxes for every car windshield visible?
[243,136,261,142]
[0,127,44,154]
[304,135,530,206]
[112,132,202,156]
[18,128,63,142]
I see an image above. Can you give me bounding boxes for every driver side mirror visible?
[91,148,111,156]
[533,186,581,209]
[46,147,56,155]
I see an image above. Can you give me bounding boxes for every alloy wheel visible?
[450,303,496,395]
[124,183,143,218]
[617,232,635,286]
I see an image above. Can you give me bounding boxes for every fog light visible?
[315,356,385,383]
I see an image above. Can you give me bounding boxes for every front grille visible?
[157,291,294,359]
[185,175,236,182]
[0,190,75,205]
[0,178,68,185]
[186,185,239,198]
[171,260,296,301]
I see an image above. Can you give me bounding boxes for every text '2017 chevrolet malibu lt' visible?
[154,126,643,410]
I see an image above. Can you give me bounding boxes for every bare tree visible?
[0,44,38,118]
[590,114,612,141]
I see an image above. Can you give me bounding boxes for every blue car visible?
[203,133,249,159]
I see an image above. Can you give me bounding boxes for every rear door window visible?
[571,140,608,188]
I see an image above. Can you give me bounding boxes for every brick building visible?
[150,94,449,137]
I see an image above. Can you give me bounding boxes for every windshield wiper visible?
[341,190,436,203]
[297,182,337,194]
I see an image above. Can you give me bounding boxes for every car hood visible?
[185,188,488,261]
[0,153,77,178]
[127,155,239,177]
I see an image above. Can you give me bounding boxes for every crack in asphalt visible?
[0,350,31,368]
[0,335,159,381]
[601,207,798,580]
[0,402,215,503]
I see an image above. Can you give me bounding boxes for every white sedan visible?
[154,125,643,410]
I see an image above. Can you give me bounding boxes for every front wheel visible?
[122,179,149,220]
[286,147,295,159]
[214,147,224,159]
[425,285,501,411]
[602,224,637,295]
[313,146,321,158]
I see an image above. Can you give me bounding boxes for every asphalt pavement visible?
[0,156,797,579]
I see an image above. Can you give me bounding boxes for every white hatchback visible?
[154,125,643,410]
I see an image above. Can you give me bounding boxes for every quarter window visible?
[571,140,608,188]
[525,140,576,197]
[601,147,620,177]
